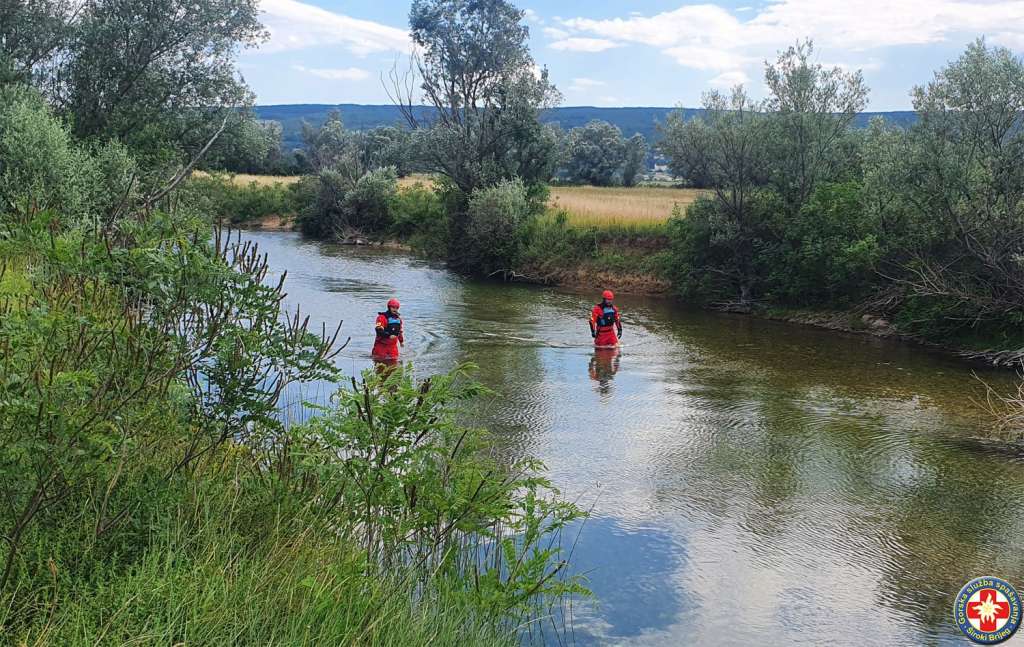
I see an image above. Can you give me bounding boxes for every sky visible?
[238,0,1024,110]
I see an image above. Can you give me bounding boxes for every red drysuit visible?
[590,302,621,347]
[372,311,404,359]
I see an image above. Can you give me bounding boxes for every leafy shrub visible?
[461,178,537,277]
[297,167,398,238]
[764,181,882,305]
[183,174,299,225]
[392,183,449,254]
[0,86,96,221]
[341,166,398,233]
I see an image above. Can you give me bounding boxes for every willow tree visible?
[882,40,1024,330]
[1,0,266,178]
[391,0,561,196]
[763,40,869,216]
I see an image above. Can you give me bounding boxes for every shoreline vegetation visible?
[1,1,590,643]
[201,172,1022,369]
[4,0,1024,643]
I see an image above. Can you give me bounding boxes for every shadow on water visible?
[245,232,1024,646]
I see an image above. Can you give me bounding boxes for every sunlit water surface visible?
[248,231,1024,646]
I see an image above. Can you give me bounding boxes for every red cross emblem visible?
[967,588,1011,632]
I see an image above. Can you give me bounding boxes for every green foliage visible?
[182,174,300,224]
[202,116,299,175]
[404,0,562,197]
[298,167,399,238]
[563,120,627,186]
[393,183,450,253]
[463,178,537,277]
[0,86,95,220]
[765,182,881,305]
[622,133,648,187]
[344,167,399,233]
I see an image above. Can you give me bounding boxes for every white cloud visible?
[543,27,570,40]
[258,0,410,55]
[558,0,1024,88]
[663,45,755,71]
[549,37,623,53]
[709,70,750,87]
[523,8,543,25]
[568,77,607,92]
[292,65,370,81]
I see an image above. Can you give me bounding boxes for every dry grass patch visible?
[548,186,702,228]
[191,171,301,186]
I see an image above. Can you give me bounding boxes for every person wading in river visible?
[372,298,404,361]
[590,290,623,348]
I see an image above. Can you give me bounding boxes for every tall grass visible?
[210,173,698,232]
[547,186,701,229]
[8,475,518,647]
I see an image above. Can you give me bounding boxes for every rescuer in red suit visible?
[372,298,404,360]
[589,290,622,348]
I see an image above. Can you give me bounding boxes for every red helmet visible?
[387,298,400,309]
[602,290,615,300]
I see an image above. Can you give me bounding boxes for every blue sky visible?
[239,0,1024,110]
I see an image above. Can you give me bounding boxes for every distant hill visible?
[256,104,918,152]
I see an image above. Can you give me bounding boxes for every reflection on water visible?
[247,232,1024,646]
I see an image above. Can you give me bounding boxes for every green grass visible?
[7,480,516,647]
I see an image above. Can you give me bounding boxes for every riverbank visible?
[239,213,1023,368]
[226,230,1024,644]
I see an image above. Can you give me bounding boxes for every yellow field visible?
[207,173,699,228]
[548,186,700,228]
[212,172,302,186]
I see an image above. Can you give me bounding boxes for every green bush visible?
[392,183,449,254]
[182,174,299,225]
[0,86,96,221]
[342,166,398,233]
[764,181,882,306]
[462,179,537,277]
[666,192,781,303]
[297,167,399,238]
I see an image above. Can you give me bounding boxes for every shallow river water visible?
[248,231,1024,646]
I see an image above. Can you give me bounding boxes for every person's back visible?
[589,290,622,348]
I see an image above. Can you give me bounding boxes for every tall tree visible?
[622,133,647,187]
[563,120,627,186]
[665,87,773,303]
[1,0,265,167]
[880,39,1024,324]
[391,0,561,196]
[763,40,868,214]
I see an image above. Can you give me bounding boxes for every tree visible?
[763,40,869,215]
[391,0,561,196]
[658,112,715,188]
[0,0,74,85]
[623,133,647,187]
[355,126,416,176]
[878,39,1024,330]
[563,120,626,186]
[203,116,287,174]
[665,87,773,304]
[302,110,358,174]
[1,0,266,171]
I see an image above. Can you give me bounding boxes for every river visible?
[248,231,1024,646]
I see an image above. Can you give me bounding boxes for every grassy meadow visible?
[212,172,698,231]
[547,185,701,229]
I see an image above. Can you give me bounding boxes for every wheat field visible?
[210,173,700,228]
[547,185,700,228]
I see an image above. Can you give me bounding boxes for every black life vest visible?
[596,304,618,328]
[380,312,402,336]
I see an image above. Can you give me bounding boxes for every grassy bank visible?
[1,94,584,643]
